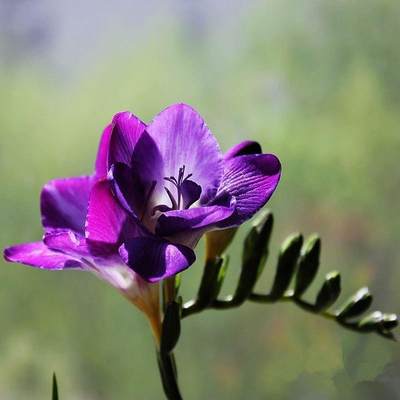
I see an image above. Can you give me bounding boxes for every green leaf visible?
[160,301,181,355]
[269,233,303,299]
[315,271,341,311]
[233,212,274,304]
[337,287,373,320]
[294,235,321,297]
[52,373,59,400]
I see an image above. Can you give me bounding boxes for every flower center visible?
[163,165,193,210]
[151,165,202,216]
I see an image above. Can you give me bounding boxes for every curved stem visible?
[182,290,389,338]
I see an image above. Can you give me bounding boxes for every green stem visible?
[157,277,183,399]
[157,351,182,400]
[182,290,384,338]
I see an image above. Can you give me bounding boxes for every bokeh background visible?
[0,0,399,399]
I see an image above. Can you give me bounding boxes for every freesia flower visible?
[107,105,280,281]
[3,104,280,334]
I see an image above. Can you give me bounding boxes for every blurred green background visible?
[0,0,399,398]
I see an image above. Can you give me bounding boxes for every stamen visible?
[178,165,186,184]
[164,186,178,210]
[162,164,196,210]
[164,177,178,186]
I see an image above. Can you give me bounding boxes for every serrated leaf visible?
[358,311,383,331]
[233,212,274,304]
[315,271,341,311]
[52,373,59,400]
[337,287,373,320]
[160,301,181,355]
[269,233,303,299]
[294,235,321,297]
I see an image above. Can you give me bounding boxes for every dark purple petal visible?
[41,176,93,235]
[3,241,82,270]
[95,122,113,178]
[155,201,235,238]
[108,111,146,167]
[109,162,148,220]
[214,154,281,227]
[181,179,202,209]
[224,140,262,160]
[119,236,195,283]
[128,131,166,209]
[146,104,223,203]
[95,112,146,178]
[85,180,137,249]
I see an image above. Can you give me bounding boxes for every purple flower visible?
[3,104,281,291]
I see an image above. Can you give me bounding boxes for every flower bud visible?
[205,227,237,261]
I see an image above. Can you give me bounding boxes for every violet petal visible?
[129,131,166,207]
[95,122,113,179]
[44,229,89,257]
[85,180,137,250]
[146,104,223,203]
[155,201,235,238]
[41,176,93,235]
[181,179,202,209]
[3,241,82,270]
[119,236,195,283]
[224,140,262,160]
[109,162,147,220]
[214,153,281,227]
[108,111,146,167]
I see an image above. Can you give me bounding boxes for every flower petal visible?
[41,176,93,235]
[213,154,281,227]
[85,180,137,250]
[44,230,89,257]
[224,140,262,160]
[108,111,147,167]
[146,104,223,203]
[95,112,146,178]
[155,201,235,240]
[119,236,196,283]
[3,241,81,270]
[109,162,147,219]
[44,229,127,272]
[181,179,202,209]
[95,122,113,178]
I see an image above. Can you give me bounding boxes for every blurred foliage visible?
[0,1,399,399]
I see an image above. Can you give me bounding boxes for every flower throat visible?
[163,165,193,210]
